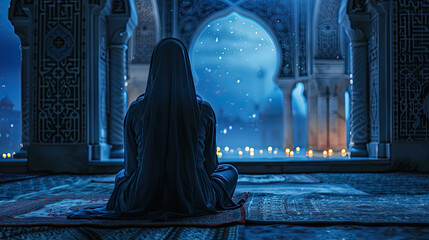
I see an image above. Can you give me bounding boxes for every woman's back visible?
[68,38,240,220]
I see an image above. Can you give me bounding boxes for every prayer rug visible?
[244,193,429,225]
[92,174,321,184]
[0,193,247,227]
[0,225,244,240]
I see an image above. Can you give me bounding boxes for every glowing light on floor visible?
[341,149,347,157]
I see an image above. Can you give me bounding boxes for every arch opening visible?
[190,11,283,155]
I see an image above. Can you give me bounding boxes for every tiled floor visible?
[1,173,428,239]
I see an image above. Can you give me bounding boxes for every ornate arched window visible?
[190,11,283,156]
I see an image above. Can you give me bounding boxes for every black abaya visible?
[68,38,240,220]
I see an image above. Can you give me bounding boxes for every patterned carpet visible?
[245,193,429,224]
[1,173,429,239]
[0,225,243,240]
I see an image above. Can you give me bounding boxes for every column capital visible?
[107,0,138,45]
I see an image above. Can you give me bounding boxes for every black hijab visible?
[117,38,215,219]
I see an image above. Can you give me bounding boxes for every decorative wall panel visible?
[34,0,86,143]
[316,0,342,59]
[369,17,379,142]
[393,0,429,142]
[99,16,108,142]
[240,0,295,78]
[178,0,228,46]
[298,0,308,76]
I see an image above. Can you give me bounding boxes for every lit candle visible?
[268,146,273,153]
[290,151,294,157]
[7,153,11,158]
[328,149,333,157]
[217,147,221,152]
[285,148,290,156]
[245,146,250,152]
[341,149,347,157]
[308,149,313,158]
[250,148,254,152]
[259,149,263,154]
[224,146,229,152]
[218,152,223,158]
[323,150,328,158]
[2,153,6,159]
[273,150,278,154]
[296,147,300,153]
[239,150,243,157]
[250,151,254,158]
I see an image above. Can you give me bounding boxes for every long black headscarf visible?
[117,38,215,219]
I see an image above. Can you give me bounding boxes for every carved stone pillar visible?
[340,1,371,157]
[349,40,370,156]
[335,79,350,150]
[328,87,339,148]
[280,83,295,149]
[108,44,128,158]
[317,92,329,149]
[107,2,138,158]
[307,79,319,150]
[9,0,137,172]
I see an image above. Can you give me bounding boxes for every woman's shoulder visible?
[197,96,214,114]
[127,94,145,115]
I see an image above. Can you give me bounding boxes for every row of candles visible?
[216,146,348,158]
[1,152,15,159]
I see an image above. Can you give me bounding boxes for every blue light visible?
[190,11,282,148]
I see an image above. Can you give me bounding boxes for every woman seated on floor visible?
[68,38,242,220]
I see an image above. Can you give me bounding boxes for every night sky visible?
[0,0,21,111]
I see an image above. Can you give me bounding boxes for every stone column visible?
[340,1,371,157]
[9,0,137,172]
[328,88,339,149]
[335,79,350,150]
[317,92,329,149]
[108,44,128,158]
[107,3,138,158]
[307,79,319,149]
[349,40,370,156]
[281,83,295,149]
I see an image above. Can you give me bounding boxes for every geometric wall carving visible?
[239,0,296,77]
[369,16,379,142]
[177,0,309,78]
[316,0,342,59]
[178,0,228,46]
[298,0,308,76]
[35,0,86,143]
[393,0,429,142]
